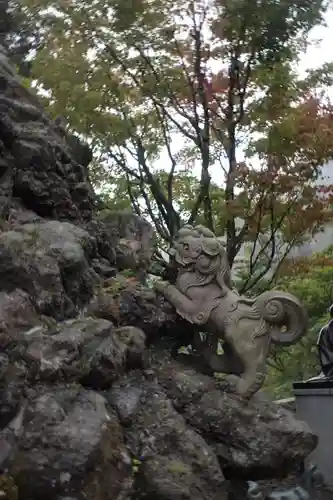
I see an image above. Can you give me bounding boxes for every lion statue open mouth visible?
[155,225,308,399]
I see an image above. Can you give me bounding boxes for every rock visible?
[275,397,296,413]
[6,201,43,227]
[83,219,116,267]
[106,382,143,426]
[115,326,147,370]
[267,486,310,499]
[64,128,93,169]
[85,287,122,324]
[154,359,317,480]
[0,47,95,222]
[0,289,42,346]
[4,384,132,500]
[91,257,116,278]
[0,221,98,319]
[0,473,18,500]
[0,49,119,279]
[112,374,227,500]
[0,355,27,432]
[99,212,156,277]
[85,276,194,346]
[15,318,146,389]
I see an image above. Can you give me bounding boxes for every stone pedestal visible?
[293,379,333,487]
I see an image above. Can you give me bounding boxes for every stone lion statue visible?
[155,225,308,398]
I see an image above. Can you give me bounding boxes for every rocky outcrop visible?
[0,45,320,500]
[99,211,156,279]
[0,220,99,319]
[0,45,95,223]
[0,320,316,499]
[84,275,184,340]
[153,360,316,479]
[2,383,133,500]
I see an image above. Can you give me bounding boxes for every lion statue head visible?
[169,225,232,291]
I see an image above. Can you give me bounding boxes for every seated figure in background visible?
[317,305,333,379]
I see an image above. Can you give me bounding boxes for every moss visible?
[166,461,191,475]
[40,314,58,332]
[97,276,126,296]
[0,474,18,500]
[120,269,137,278]
[25,227,40,247]
[132,457,142,474]
[99,274,139,298]
[82,416,132,500]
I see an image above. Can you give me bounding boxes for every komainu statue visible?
[155,225,308,398]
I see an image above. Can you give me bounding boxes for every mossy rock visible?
[0,474,18,500]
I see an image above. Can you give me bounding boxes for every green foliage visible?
[131,457,142,474]
[263,247,333,398]
[17,0,333,290]
[0,0,45,77]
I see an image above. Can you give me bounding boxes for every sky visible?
[298,8,333,77]
[285,8,333,186]
[157,8,333,186]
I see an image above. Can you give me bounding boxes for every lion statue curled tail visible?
[154,225,308,398]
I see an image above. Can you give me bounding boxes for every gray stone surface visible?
[0,45,95,222]
[154,358,317,480]
[0,220,98,319]
[99,211,156,277]
[1,384,132,500]
[110,374,228,500]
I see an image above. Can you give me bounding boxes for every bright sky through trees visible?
[163,6,333,186]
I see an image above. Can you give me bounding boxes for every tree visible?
[20,0,333,287]
[93,168,230,239]
[264,246,333,397]
[0,0,45,76]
